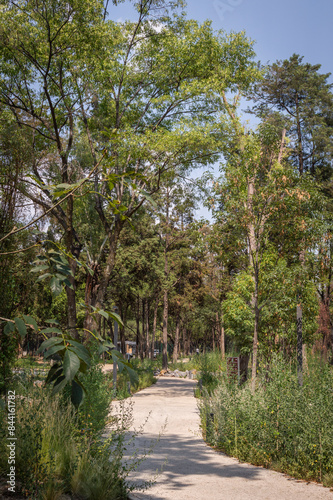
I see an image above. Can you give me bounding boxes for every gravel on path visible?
[118,377,332,500]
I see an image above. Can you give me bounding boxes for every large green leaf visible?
[36,273,52,282]
[62,278,74,289]
[67,341,91,366]
[45,364,62,384]
[31,265,49,272]
[4,322,15,335]
[45,319,60,325]
[97,309,109,320]
[50,277,63,297]
[55,265,73,276]
[71,379,84,407]
[37,337,63,354]
[14,318,27,338]
[103,340,115,349]
[44,345,64,359]
[63,349,80,382]
[52,376,67,395]
[22,315,38,331]
[106,310,124,326]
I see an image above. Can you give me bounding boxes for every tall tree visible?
[213,92,318,390]
[250,54,333,179]
[0,0,257,339]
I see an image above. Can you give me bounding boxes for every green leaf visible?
[45,319,60,325]
[52,376,67,395]
[86,266,94,276]
[141,191,157,208]
[33,255,48,262]
[118,205,128,212]
[37,337,63,354]
[103,340,115,349]
[66,341,91,367]
[45,364,62,384]
[22,315,38,331]
[62,278,74,289]
[31,265,49,273]
[97,309,109,320]
[111,352,138,385]
[36,273,52,282]
[55,265,73,276]
[4,322,15,335]
[14,318,27,338]
[44,345,65,359]
[71,379,84,407]
[54,182,73,190]
[40,327,63,335]
[98,344,109,355]
[107,311,124,327]
[63,349,80,382]
[50,277,63,297]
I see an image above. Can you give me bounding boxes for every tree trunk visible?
[248,178,260,393]
[182,326,186,357]
[218,311,225,360]
[151,297,159,359]
[65,193,80,340]
[251,268,259,393]
[185,332,190,356]
[172,313,180,363]
[119,303,127,357]
[135,297,142,359]
[295,94,304,176]
[162,188,170,370]
[145,299,150,358]
[162,289,168,370]
[142,299,146,358]
[212,324,215,350]
[83,222,122,336]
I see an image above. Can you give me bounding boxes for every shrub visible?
[0,361,143,499]
[200,354,333,485]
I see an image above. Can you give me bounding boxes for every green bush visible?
[77,363,114,438]
[200,354,333,485]
[0,362,139,499]
[0,330,18,395]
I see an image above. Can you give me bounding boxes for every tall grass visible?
[200,354,333,486]
[0,362,141,498]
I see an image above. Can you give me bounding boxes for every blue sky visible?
[110,0,333,219]
[187,0,333,77]
[111,0,333,76]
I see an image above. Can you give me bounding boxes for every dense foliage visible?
[1,0,333,495]
[200,355,333,487]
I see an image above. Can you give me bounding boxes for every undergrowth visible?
[0,359,151,499]
[200,354,333,487]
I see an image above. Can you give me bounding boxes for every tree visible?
[213,91,318,390]
[250,54,333,179]
[0,0,257,341]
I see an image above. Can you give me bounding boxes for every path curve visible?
[117,377,332,500]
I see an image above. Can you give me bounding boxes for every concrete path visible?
[118,377,332,500]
